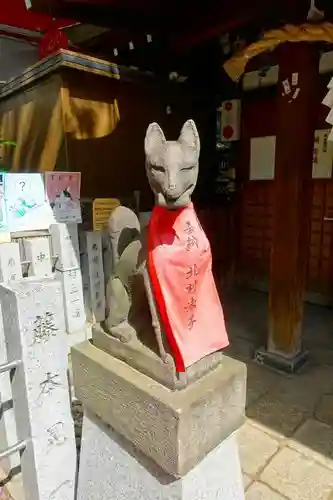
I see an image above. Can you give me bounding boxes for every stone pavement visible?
[237,362,333,499]
[225,289,333,499]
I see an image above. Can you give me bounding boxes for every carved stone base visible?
[71,340,246,477]
[92,324,224,390]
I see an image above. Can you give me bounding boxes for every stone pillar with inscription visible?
[50,224,86,336]
[0,242,22,474]
[0,243,22,283]
[72,120,246,500]
[80,249,93,324]
[50,224,80,272]
[0,278,77,500]
[79,231,105,324]
[23,237,53,278]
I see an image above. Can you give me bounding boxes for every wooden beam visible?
[266,43,318,368]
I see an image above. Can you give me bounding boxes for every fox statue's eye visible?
[181,166,193,172]
[152,166,165,173]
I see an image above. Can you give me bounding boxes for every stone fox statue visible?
[103,119,228,384]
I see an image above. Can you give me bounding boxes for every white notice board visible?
[312,129,333,179]
[250,136,276,181]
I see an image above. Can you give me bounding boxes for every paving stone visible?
[243,475,252,490]
[270,373,323,416]
[238,421,279,476]
[245,363,279,407]
[310,349,333,368]
[261,447,333,500]
[245,418,285,442]
[246,391,307,438]
[315,394,333,427]
[246,482,286,499]
[288,419,333,470]
[304,366,333,394]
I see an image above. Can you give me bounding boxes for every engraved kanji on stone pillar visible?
[0,278,77,500]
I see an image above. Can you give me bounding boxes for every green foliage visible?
[0,140,16,147]
[0,139,16,171]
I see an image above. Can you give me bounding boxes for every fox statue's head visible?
[144,119,200,209]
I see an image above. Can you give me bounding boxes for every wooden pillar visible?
[257,43,318,372]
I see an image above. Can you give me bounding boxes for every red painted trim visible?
[39,28,69,59]
[65,0,117,3]
[0,0,74,34]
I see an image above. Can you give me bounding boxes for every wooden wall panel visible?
[240,182,274,278]
[236,69,333,299]
[308,180,333,293]
[198,207,234,286]
[237,87,277,280]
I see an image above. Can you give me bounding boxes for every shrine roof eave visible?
[26,0,318,52]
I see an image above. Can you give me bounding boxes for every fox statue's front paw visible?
[107,322,138,343]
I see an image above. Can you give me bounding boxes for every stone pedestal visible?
[72,341,246,499]
[78,411,244,500]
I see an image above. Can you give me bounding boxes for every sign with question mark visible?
[5,173,55,232]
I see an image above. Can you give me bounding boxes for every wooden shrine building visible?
[4,0,333,371]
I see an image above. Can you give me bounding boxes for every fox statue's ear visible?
[145,122,166,158]
[179,120,200,158]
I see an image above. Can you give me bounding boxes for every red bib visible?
[148,203,229,372]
